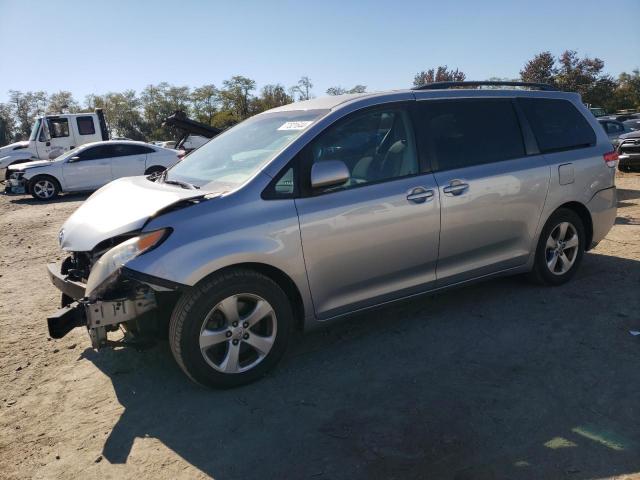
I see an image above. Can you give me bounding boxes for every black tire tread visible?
[168,268,291,388]
[29,174,61,200]
[528,208,585,286]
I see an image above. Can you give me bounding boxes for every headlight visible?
[85,228,170,298]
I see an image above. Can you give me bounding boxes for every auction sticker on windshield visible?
[277,121,313,131]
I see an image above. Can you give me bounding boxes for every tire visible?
[29,175,60,201]
[529,208,585,286]
[169,269,294,388]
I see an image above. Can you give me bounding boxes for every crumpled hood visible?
[60,176,218,252]
[8,159,52,171]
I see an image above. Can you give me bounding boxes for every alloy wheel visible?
[545,221,579,275]
[199,293,277,374]
[33,179,56,199]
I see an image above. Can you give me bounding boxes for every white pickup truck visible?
[0,110,109,179]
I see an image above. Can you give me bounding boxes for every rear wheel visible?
[29,175,60,201]
[169,269,293,388]
[529,208,585,285]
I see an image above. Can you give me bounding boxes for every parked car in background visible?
[590,106,607,117]
[5,140,179,200]
[159,140,177,149]
[181,135,209,152]
[598,119,633,147]
[0,109,109,179]
[617,130,640,171]
[623,118,640,131]
[45,82,617,388]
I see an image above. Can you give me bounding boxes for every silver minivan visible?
[47,82,618,388]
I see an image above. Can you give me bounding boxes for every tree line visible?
[1,50,638,146]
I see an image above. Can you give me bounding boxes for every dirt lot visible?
[0,172,639,480]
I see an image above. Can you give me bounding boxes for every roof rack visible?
[412,81,558,91]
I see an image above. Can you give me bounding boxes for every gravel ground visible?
[0,172,639,480]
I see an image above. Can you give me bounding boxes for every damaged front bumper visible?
[46,261,179,348]
[4,174,27,194]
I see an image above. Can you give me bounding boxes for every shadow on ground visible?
[6,191,91,205]
[83,252,640,480]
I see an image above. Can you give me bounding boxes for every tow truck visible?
[0,109,109,179]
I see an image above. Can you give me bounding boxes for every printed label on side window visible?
[277,121,313,131]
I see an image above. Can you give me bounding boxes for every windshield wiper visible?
[155,169,199,189]
[163,179,199,190]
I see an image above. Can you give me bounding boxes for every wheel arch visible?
[196,262,306,332]
[28,173,62,194]
[551,201,594,250]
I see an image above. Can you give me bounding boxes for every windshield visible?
[166,109,329,189]
[29,118,42,141]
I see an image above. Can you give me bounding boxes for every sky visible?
[0,0,639,104]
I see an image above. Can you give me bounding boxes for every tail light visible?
[603,151,618,168]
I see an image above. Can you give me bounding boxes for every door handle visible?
[406,187,434,204]
[443,180,469,196]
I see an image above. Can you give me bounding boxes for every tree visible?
[555,50,606,98]
[520,51,557,85]
[8,90,48,140]
[326,84,367,95]
[609,70,640,110]
[520,50,616,107]
[191,84,219,125]
[140,82,192,139]
[291,76,313,101]
[86,91,146,140]
[255,84,292,111]
[219,76,256,121]
[0,103,15,145]
[413,66,466,87]
[47,91,80,113]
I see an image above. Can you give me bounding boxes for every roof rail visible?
[412,81,558,91]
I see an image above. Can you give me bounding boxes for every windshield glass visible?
[29,118,42,141]
[166,109,329,189]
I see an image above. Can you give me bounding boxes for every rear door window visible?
[76,116,96,135]
[112,144,155,157]
[77,145,114,161]
[413,99,525,171]
[518,98,596,153]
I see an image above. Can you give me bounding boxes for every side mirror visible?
[310,160,350,189]
[69,156,80,162]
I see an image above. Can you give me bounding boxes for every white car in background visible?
[5,140,179,201]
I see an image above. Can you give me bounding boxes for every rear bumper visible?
[587,186,617,245]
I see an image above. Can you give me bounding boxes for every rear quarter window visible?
[519,98,596,153]
[76,116,96,135]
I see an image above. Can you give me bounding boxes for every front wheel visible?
[29,175,60,201]
[529,208,585,286]
[169,269,293,388]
